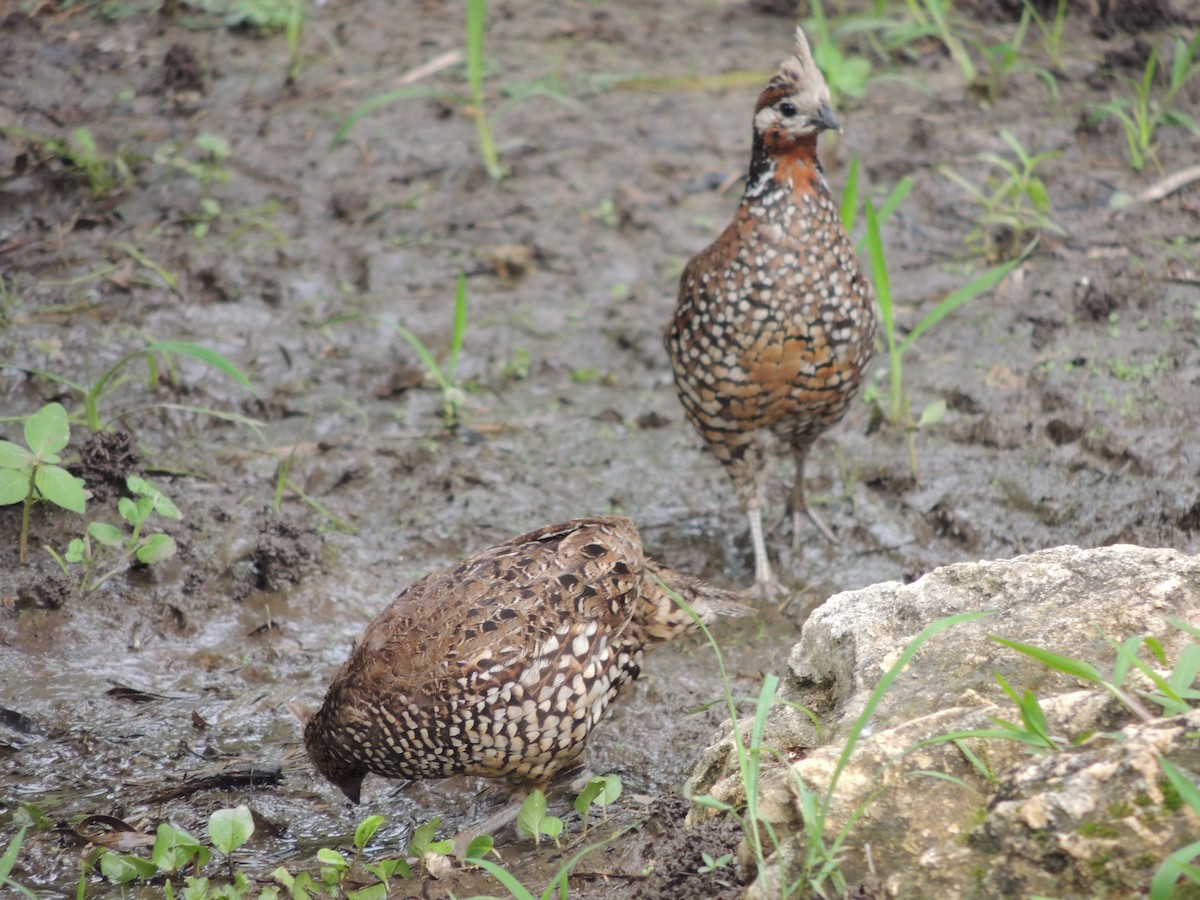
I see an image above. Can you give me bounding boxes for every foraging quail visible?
[665,27,876,596]
[304,517,749,804]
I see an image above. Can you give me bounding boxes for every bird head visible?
[753,27,839,147]
[303,708,368,804]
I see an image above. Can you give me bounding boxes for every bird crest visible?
[755,26,829,113]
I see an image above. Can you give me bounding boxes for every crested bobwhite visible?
[665,27,876,596]
[304,517,749,804]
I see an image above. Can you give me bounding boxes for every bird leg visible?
[747,503,780,599]
[790,446,837,550]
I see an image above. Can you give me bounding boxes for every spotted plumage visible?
[304,517,749,803]
[665,27,876,596]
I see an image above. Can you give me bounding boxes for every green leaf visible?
[574,780,602,816]
[316,847,348,869]
[463,834,494,861]
[406,818,441,858]
[118,496,142,526]
[65,538,86,563]
[136,534,177,565]
[364,857,411,881]
[24,403,70,459]
[1027,177,1050,211]
[917,399,946,428]
[125,476,181,519]
[347,885,388,900]
[194,133,231,160]
[35,465,87,514]
[0,468,30,506]
[99,851,157,883]
[0,440,31,469]
[517,790,562,841]
[354,815,385,850]
[990,636,1103,682]
[208,805,254,854]
[426,837,455,855]
[152,823,210,873]
[88,522,125,547]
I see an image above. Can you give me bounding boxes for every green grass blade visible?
[898,253,1023,357]
[989,635,1103,683]
[465,857,537,900]
[144,340,254,391]
[1168,617,1200,641]
[448,272,468,381]
[840,154,860,233]
[0,826,28,885]
[1150,839,1200,900]
[331,86,447,147]
[864,199,901,421]
[1160,757,1200,814]
[823,612,992,810]
[875,175,914,227]
[909,769,981,792]
[379,319,449,392]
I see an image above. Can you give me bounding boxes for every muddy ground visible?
[1,0,1198,896]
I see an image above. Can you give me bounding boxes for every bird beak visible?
[338,775,364,804]
[813,102,841,134]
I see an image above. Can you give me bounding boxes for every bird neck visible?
[746,132,825,199]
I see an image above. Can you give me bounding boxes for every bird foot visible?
[792,506,837,551]
[748,574,784,601]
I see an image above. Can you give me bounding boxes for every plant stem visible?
[19,490,33,564]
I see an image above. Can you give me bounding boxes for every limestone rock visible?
[688,545,1200,898]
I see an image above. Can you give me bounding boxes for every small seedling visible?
[49,475,181,596]
[1023,0,1068,71]
[1090,32,1200,172]
[940,130,1063,260]
[284,0,305,85]
[378,274,471,431]
[516,790,563,846]
[405,817,455,870]
[971,8,1058,104]
[904,0,977,88]
[0,125,134,197]
[698,850,733,874]
[574,774,622,833]
[208,805,254,881]
[807,0,874,104]
[863,197,1026,476]
[466,0,505,180]
[0,402,89,564]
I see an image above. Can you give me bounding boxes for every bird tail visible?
[641,560,753,641]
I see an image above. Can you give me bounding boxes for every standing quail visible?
[304,517,749,806]
[665,27,876,596]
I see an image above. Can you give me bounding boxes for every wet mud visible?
[1,0,1198,896]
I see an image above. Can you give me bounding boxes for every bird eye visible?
[779,101,798,118]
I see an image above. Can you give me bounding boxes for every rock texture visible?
[688,545,1200,898]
